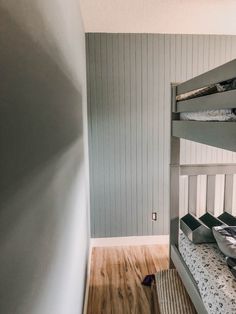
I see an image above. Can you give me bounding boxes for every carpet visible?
[156,269,197,314]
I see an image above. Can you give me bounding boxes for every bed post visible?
[169,84,180,268]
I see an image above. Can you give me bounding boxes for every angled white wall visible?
[0,1,89,313]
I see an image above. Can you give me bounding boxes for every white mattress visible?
[180,109,236,121]
[179,233,236,314]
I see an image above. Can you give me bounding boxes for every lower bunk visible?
[171,233,236,314]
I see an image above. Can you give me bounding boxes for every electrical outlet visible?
[152,212,157,221]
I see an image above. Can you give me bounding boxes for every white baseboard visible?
[83,239,92,314]
[91,235,169,247]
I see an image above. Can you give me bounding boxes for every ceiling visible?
[79,0,236,35]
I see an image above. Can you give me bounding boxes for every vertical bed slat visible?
[197,175,207,217]
[188,175,197,216]
[206,175,216,215]
[180,176,189,218]
[215,175,225,217]
[224,174,234,214]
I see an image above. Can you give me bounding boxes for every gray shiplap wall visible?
[86,33,236,238]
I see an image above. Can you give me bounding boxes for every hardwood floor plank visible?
[87,244,169,314]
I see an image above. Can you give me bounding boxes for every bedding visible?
[176,85,218,101]
[176,78,236,102]
[180,109,236,121]
[213,226,236,259]
[179,232,236,314]
[176,77,236,121]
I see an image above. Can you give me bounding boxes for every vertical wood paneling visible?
[106,34,113,236]
[124,34,132,236]
[101,34,109,236]
[147,35,154,235]
[152,35,160,235]
[86,33,236,238]
[136,34,143,236]
[130,35,138,235]
[118,34,126,236]
[141,34,148,235]
[113,35,121,237]
[94,34,104,237]
[158,34,165,233]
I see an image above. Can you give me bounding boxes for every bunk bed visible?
[170,59,236,314]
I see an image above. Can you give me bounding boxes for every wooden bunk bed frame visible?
[170,59,236,314]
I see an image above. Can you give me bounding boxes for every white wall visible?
[0,1,89,313]
[80,0,236,35]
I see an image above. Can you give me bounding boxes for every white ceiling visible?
[79,0,236,35]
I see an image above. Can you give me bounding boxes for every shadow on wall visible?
[0,5,87,314]
[0,6,83,201]
[0,141,86,314]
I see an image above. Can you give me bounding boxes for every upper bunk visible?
[172,59,236,152]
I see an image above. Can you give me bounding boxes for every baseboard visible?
[91,235,169,247]
[83,239,92,314]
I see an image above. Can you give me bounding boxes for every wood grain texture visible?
[87,244,169,314]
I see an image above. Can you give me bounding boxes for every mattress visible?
[180,109,236,121]
[179,232,236,314]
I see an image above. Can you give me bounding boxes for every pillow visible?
[212,226,236,258]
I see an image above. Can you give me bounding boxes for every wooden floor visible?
[87,244,169,314]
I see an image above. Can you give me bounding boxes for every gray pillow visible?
[212,226,236,258]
